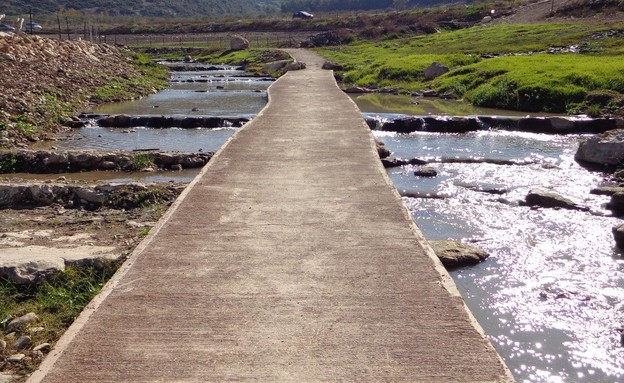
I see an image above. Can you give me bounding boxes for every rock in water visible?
[229,35,249,51]
[608,192,624,216]
[414,166,438,177]
[428,240,489,268]
[575,129,624,167]
[524,189,585,211]
[613,224,624,249]
[375,140,391,159]
[424,62,450,81]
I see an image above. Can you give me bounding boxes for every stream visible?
[39,64,624,382]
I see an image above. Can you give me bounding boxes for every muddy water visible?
[363,93,624,382]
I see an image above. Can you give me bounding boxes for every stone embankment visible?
[0,181,185,210]
[0,34,164,146]
[0,149,212,173]
[367,115,624,134]
[90,114,249,129]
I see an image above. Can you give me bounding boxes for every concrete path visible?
[30,50,512,382]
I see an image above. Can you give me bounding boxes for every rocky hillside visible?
[0,34,167,147]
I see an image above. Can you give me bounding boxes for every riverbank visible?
[317,23,624,117]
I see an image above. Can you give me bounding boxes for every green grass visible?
[0,264,119,376]
[434,54,624,112]
[317,23,624,115]
[0,265,118,329]
[91,52,169,104]
[137,227,151,237]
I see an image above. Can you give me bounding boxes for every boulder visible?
[322,61,345,71]
[229,35,249,51]
[575,129,624,167]
[424,62,450,81]
[608,192,624,216]
[284,62,306,72]
[428,240,489,268]
[613,224,624,249]
[262,60,289,73]
[524,188,585,211]
[0,254,65,284]
[590,185,624,196]
[375,140,391,159]
[414,166,438,177]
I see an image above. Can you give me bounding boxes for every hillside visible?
[0,34,168,146]
[2,0,282,18]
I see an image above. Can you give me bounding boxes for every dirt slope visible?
[0,34,160,147]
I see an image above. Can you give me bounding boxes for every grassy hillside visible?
[318,23,624,116]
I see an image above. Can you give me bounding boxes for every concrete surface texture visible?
[29,49,513,382]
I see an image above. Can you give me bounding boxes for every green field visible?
[317,24,624,115]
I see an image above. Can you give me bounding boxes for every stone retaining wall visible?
[0,150,212,173]
[367,115,624,134]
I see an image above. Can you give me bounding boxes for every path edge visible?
[335,68,516,382]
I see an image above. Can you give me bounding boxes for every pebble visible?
[33,342,51,352]
[0,373,16,383]
[7,312,39,331]
[14,335,31,350]
[29,326,45,334]
[1,339,6,350]
[7,353,25,363]
[32,350,44,360]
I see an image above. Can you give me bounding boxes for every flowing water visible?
[354,92,624,382]
[37,65,272,183]
[41,64,624,381]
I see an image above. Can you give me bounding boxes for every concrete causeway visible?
[29,50,513,382]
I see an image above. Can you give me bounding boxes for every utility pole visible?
[57,14,62,41]
[65,16,70,40]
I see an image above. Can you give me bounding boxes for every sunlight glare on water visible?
[378,130,624,382]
